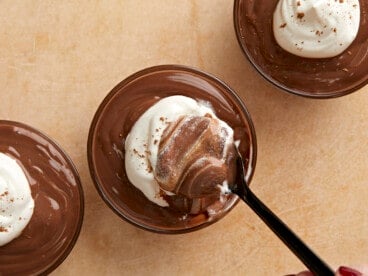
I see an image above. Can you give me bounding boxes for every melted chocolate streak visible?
[237,0,368,94]
[0,121,83,275]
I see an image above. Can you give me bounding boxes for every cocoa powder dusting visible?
[0,226,8,232]
[0,191,9,197]
[297,12,305,19]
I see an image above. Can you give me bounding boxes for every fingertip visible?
[337,266,363,276]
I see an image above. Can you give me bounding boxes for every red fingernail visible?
[338,266,362,276]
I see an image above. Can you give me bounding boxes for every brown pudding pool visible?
[88,65,257,233]
[0,120,84,275]
[234,0,368,98]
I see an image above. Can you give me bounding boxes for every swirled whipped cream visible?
[124,95,235,207]
[0,152,34,246]
[273,0,360,58]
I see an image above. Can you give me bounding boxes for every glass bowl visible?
[88,64,257,234]
[234,0,368,98]
[0,120,84,275]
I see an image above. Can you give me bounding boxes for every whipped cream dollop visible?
[0,152,34,246]
[273,0,360,58]
[124,95,235,207]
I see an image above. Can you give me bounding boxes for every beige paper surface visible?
[0,1,367,275]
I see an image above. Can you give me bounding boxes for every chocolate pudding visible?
[234,0,368,98]
[155,114,237,199]
[88,65,257,233]
[0,121,84,275]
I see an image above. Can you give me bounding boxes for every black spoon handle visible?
[237,188,334,276]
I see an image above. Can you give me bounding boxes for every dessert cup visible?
[234,0,368,98]
[88,65,257,233]
[0,120,84,275]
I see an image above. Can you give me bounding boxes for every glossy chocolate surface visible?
[156,115,237,199]
[234,0,368,98]
[88,65,257,233]
[0,121,84,275]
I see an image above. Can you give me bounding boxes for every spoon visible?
[231,149,335,275]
